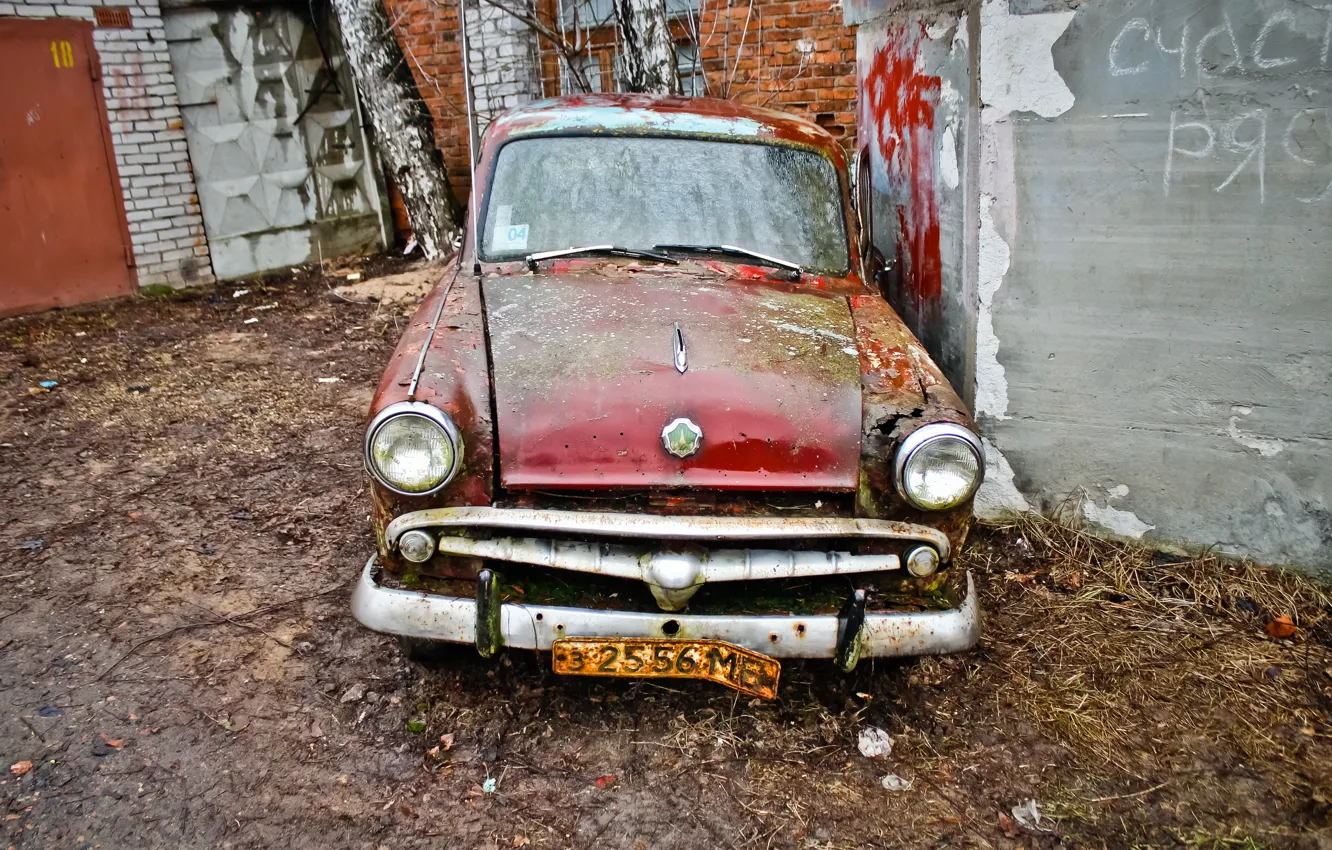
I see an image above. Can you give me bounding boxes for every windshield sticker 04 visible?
[490,204,529,252]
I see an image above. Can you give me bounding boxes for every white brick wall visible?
[2,0,215,288]
[465,0,542,133]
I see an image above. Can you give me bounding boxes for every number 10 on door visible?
[51,40,74,68]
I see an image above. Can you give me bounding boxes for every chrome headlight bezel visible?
[364,401,464,496]
[893,423,984,511]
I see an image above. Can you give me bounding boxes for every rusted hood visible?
[483,271,863,490]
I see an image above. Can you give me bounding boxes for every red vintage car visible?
[351,94,982,698]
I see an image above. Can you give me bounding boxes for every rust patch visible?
[849,294,974,555]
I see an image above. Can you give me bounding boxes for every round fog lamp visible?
[904,545,940,578]
[398,529,436,564]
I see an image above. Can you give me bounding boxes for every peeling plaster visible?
[973,1,1078,523]
[940,126,960,189]
[975,194,1010,420]
[925,20,951,41]
[979,1,1076,119]
[1227,406,1286,457]
[939,75,962,192]
[1083,499,1155,539]
[974,437,1031,520]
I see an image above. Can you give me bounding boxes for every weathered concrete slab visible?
[979,0,1332,570]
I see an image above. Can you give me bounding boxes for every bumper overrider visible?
[351,507,981,670]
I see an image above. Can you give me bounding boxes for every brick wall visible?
[382,0,858,207]
[1,0,215,287]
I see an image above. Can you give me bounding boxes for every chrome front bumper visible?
[350,555,981,660]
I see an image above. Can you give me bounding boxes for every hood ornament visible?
[673,322,687,373]
[661,417,703,458]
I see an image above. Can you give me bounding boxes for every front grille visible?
[498,489,856,518]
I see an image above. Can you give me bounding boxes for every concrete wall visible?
[976,0,1332,571]
[1,0,216,287]
[846,0,1331,571]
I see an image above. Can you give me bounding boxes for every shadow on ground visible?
[0,264,1328,849]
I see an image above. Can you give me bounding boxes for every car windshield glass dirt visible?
[480,136,849,272]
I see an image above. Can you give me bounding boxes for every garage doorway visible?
[164,5,389,280]
[0,19,136,318]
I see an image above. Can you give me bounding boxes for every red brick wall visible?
[692,1,857,143]
[381,0,473,207]
[381,0,858,207]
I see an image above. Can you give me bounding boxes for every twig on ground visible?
[90,582,346,683]
[1083,782,1169,803]
[181,599,293,648]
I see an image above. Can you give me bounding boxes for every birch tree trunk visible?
[327,0,461,259]
[613,0,681,94]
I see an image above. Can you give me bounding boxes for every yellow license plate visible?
[551,637,780,699]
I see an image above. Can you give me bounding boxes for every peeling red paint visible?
[861,26,943,331]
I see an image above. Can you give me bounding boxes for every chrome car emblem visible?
[661,417,703,458]
[673,322,687,373]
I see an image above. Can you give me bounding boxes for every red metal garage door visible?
[0,18,135,318]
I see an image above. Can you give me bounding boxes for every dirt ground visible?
[1,260,1330,849]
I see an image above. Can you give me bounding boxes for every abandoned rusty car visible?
[350,94,983,698]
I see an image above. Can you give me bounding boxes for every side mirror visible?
[855,146,876,279]
[854,146,899,297]
[850,149,860,211]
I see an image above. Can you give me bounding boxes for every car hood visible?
[483,271,863,490]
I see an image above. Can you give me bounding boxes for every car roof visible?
[485,93,844,158]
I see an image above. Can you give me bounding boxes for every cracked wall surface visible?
[980,0,1332,570]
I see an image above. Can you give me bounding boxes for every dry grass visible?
[969,511,1332,808]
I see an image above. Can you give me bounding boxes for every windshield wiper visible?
[525,245,678,271]
[653,243,803,274]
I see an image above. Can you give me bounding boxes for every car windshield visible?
[480,135,849,272]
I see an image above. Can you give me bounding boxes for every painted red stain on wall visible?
[862,25,942,314]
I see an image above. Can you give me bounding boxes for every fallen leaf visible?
[1266,615,1297,639]
[857,726,893,759]
[998,812,1019,839]
[1010,798,1052,833]
[9,761,32,777]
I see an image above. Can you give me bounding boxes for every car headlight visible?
[364,401,463,495]
[893,423,984,511]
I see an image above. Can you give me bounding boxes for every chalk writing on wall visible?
[1108,9,1332,80]
[1166,107,1332,204]
[1106,6,1332,203]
